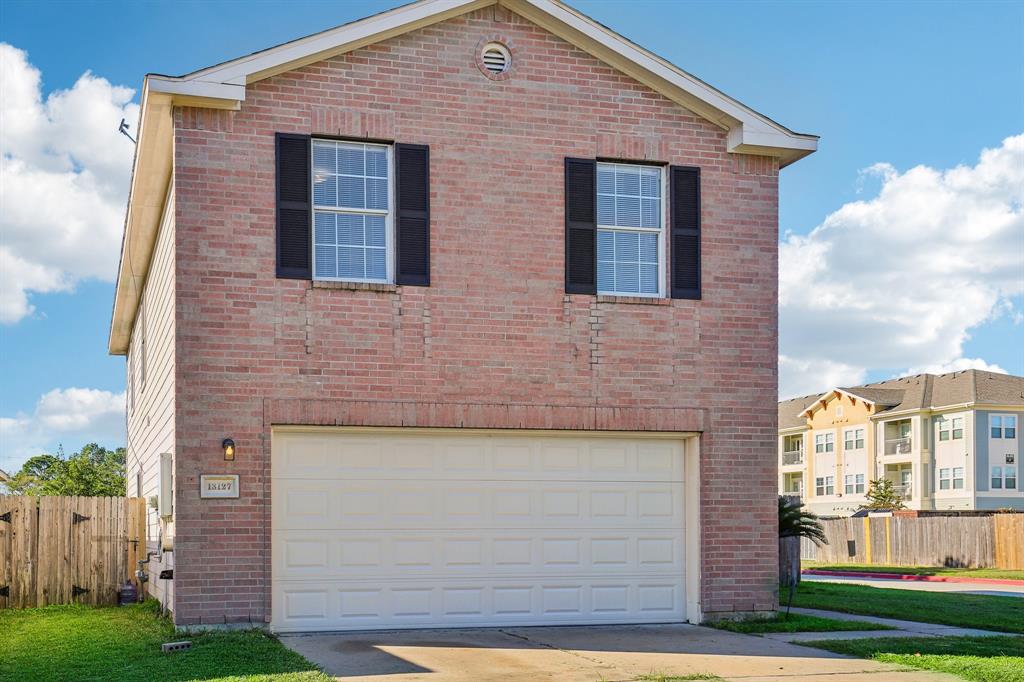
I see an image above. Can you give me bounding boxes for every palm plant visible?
[778,495,827,546]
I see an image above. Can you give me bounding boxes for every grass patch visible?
[792,581,1024,634]
[634,674,724,681]
[0,601,330,682]
[707,612,891,634]
[804,562,1024,581]
[806,635,1024,682]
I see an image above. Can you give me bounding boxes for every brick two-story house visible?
[111,0,816,630]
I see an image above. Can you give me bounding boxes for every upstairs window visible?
[844,428,865,450]
[991,415,1017,440]
[815,476,834,496]
[596,163,663,296]
[938,416,964,441]
[938,467,965,490]
[312,140,392,283]
[992,466,1017,490]
[844,473,865,494]
[815,432,834,453]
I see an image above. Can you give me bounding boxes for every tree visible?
[859,478,906,511]
[7,443,125,496]
[778,495,827,546]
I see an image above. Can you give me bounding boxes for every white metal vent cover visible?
[481,42,511,74]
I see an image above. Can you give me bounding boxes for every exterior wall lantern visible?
[222,438,236,461]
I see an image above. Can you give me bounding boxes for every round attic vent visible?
[481,42,511,74]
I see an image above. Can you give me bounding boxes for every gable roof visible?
[783,370,1024,427]
[109,0,818,354]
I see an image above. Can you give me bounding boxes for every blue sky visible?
[1,0,1022,473]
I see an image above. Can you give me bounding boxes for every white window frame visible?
[844,473,865,495]
[844,428,865,451]
[938,468,951,490]
[815,475,834,496]
[992,465,1017,490]
[991,414,1018,440]
[953,466,964,489]
[815,432,834,454]
[595,162,666,298]
[939,416,964,441]
[311,139,395,284]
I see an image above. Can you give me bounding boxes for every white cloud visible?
[0,43,138,323]
[0,388,125,473]
[906,357,1007,377]
[779,134,1024,399]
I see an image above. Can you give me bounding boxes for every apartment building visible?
[779,370,1024,516]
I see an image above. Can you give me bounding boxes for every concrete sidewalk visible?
[765,607,1009,643]
[802,573,1024,598]
[281,622,961,681]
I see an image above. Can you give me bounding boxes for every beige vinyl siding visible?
[125,185,175,606]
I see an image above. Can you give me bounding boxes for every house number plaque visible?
[200,474,239,499]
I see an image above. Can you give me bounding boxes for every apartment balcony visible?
[782,450,804,466]
[884,437,913,455]
[893,483,912,500]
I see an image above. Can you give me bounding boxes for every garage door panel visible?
[272,431,687,632]
[274,530,684,578]
[275,434,684,482]
[274,578,685,632]
[274,479,684,530]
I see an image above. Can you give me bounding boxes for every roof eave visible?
[107,78,242,355]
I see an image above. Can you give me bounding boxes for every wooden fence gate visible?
[0,496,147,608]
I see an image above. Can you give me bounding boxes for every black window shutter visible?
[275,133,312,279]
[564,158,597,294]
[395,143,430,286]
[670,165,701,299]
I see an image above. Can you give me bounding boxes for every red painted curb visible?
[803,568,1024,587]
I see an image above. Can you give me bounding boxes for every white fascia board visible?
[147,76,246,106]
[184,0,493,86]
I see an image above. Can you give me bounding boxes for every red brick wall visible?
[171,7,780,625]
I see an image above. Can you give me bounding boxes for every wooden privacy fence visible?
[802,514,1024,569]
[0,496,147,608]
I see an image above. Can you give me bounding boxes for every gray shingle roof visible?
[779,370,1024,428]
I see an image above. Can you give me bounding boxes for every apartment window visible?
[814,433,834,454]
[939,416,964,441]
[816,476,834,496]
[844,428,865,450]
[596,163,664,296]
[844,473,865,495]
[938,467,964,490]
[312,140,392,283]
[992,466,1017,490]
[991,415,1017,440]
[783,434,803,452]
[784,474,803,495]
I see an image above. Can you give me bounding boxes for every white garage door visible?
[272,429,687,632]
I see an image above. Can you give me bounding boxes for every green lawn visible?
[806,635,1024,682]
[0,602,331,682]
[791,581,1024,634]
[707,612,892,634]
[804,562,1024,581]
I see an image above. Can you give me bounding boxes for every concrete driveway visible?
[280,623,960,681]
